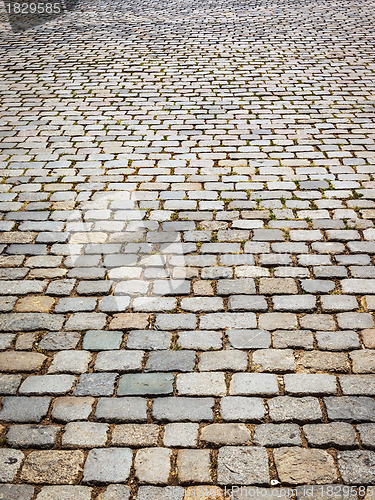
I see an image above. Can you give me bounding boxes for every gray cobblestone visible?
[83,448,132,484]
[268,397,322,423]
[118,373,174,396]
[0,397,51,422]
[217,446,270,485]
[20,375,76,395]
[2,0,375,489]
[52,397,95,422]
[163,423,199,447]
[74,373,117,396]
[62,422,109,448]
[6,425,59,448]
[284,374,337,396]
[303,423,357,448]
[135,448,171,484]
[152,397,214,422]
[254,424,301,447]
[95,398,147,422]
[338,450,375,485]
[325,396,375,422]
[145,351,195,372]
[0,450,23,483]
[221,397,265,422]
[230,373,279,396]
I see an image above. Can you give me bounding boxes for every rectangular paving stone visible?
[83,448,132,484]
[0,485,34,500]
[268,396,323,423]
[338,450,375,485]
[145,350,196,372]
[74,373,117,396]
[254,423,302,447]
[82,330,123,350]
[303,423,357,448]
[0,351,46,372]
[177,331,222,350]
[0,450,24,482]
[38,332,80,350]
[95,350,144,372]
[163,423,199,448]
[0,396,51,422]
[177,372,226,396]
[198,350,248,371]
[0,313,64,331]
[152,397,214,422]
[19,374,76,395]
[220,397,265,422]
[324,396,375,422]
[95,397,148,422]
[274,448,337,485]
[118,373,174,396]
[36,486,93,500]
[217,446,270,485]
[200,313,257,330]
[52,397,95,422]
[135,448,172,484]
[62,422,108,448]
[340,375,375,396]
[230,373,279,396]
[6,424,59,448]
[111,424,159,447]
[227,330,271,349]
[21,450,84,484]
[0,374,22,395]
[126,330,172,350]
[284,374,337,396]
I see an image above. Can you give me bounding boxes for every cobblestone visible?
[0,450,24,482]
[52,397,94,422]
[21,451,84,484]
[274,448,337,485]
[83,448,132,484]
[338,451,375,485]
[177,449,212,483]
[62,422,109,448]
[2,0,375,490]
[135,448,171,484]
[254,424,301,447]
[6,424,59,448]
[303,423,357,448]
[217,447,270,485]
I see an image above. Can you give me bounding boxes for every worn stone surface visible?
[36,486,93,500]
[0,351,46,372]
[62,422,109,448]
[0,450,24,482]
[163,423,199,447]
[112,424,159,447]
[6,424,59,448]
[135,448,172,484]
[217,447,270,485]
[83,448,133,484]
[1,0,375,491]
[0,485,34,500]
[274,448,338,485]
[177,449,212,483]
[21,451,84,484]
[338,450,375,485]
[254,424,302,447]
[96,485,131,500]
[201,424,251,445]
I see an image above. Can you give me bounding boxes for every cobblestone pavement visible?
[1,0,375,496]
